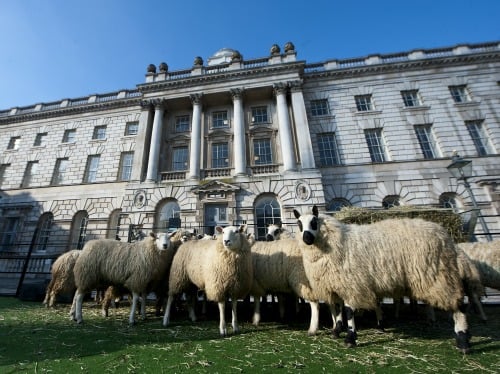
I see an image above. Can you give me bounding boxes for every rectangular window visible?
[253,138,272,165]
[364,129,386,162]
[125,121,139,136]
[22,161,39,188]
[466,120,491,156]
[175,115,190,132]
[118,152,134,181]
[401,90,421,107]
[51,158,69,185]
[0,163,9,187]
[84,155,100,183]
[212,111,228,128]
[172,147,188,171]
[414,125,438,159]
[317,133,340,166]
[211,143,229,168]
[449,85,470,103]
[355,95,373,111]
[62,129,76,143]
[310,99,329,116]
[33,132,47,147]
[251,106,268,124]
[0,217,20,250]
[92,125,107,140]
[7,136,20,150]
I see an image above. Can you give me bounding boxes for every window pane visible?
[253,139,272,165]
[255,197,281,240]
[251,106,268,124]
[92,126,107,140]
[125,121,138,136]
[466,121,490,156]
[52,158,69,185]
[35,213,53,251]
[365,129,386,162]
[34,133,47,147]
[172,147,188,170]
[355,95,372,111]
[175,115,190,132]
[119,152,134,181]
[212,111,228,128]
[7,136,20,150]
[0,164,9,187]
[310,99,329,116]
[85,155,100,182]
[401,90,420,107]
[449,85,470,103]
[317,133,340,166]
[212,143,228,168]
[22,161,38,187]
[63,129,76,143]
[414,125,437,159]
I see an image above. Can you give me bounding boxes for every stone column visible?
[188,93,203,179]
[131,101,153,182]
[290,81,316,169]
[231,88,247,176]
[145,100,165,182]
[274,83,296,171]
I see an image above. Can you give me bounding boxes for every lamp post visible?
[446,153,492,241]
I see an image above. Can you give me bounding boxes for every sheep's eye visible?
[311,217,318,231]
[297,220,303,232]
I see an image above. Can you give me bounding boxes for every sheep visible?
[250,237,342,336]
[43,249,80,308]
[70,231,176,325]
[293,205,472,354]
[457,241,500,291]
[162,225,253,337]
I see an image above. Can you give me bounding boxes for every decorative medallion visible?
[133,190,147,208]
[295,181,312,201]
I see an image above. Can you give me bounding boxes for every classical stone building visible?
[0,41,499,293]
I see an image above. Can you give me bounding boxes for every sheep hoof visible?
[456,331,471,354]
[344,330,357,348]
[332,321,343,339]
[307,330,317,336]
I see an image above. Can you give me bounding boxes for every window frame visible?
[250,106,269,125]
[124,121,139,136]
[466,120,491,156]
[211,110,229,129]
[84,155,100,183]
[172,146,189,171]
[22,161,39,188]
[175,115,190,132]
[62,129,76,143]
[364,128,387,163]
[317,132,340,166]
[7,136,21,150]
[355,95,373,112]
[51,158,69,185]
[449,85,471,103]
[414,124,438,159]
[0,163,9,187]
[118,152,134,181]
[211,142,229,168]
[401,90,421,107]
[33,132,47,147]
[92,125,107,140]
[310,99,329,116]
[253,138,273,165]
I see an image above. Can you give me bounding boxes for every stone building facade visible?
[0,41,499,291]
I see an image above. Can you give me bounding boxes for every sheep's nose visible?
[224,240,230,246]
[266,234,274,241]
[302,231,315,245]
[162,244,168,249]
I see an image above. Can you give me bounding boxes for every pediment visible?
[191,180,240,194]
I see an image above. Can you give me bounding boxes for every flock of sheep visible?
[43,205,500,354]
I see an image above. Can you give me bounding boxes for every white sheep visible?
[457,241,500,291]
[162,225,253,337]
[293,205,472,354]
[43,249,80,307]
[70,231,175,325]
[250,237,341,335]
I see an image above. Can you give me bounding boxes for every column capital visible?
[190,93,203,105]
[289,80,304,92]
[140,99,154,109]
[230,88,245,100]
[151,98,167,109]
[273,82,288,96]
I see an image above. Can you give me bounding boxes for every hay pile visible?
[332,206,467,243]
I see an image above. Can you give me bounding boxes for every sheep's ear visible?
[215,226,223,234]
[312,205,319,217]
[168,230,177,238]
[149,232,156,239]
[293,209,301,219]
[239,224,247,233]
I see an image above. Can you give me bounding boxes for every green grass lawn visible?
[0,296,499,373]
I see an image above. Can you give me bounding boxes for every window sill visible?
[401,105,431,112]
[354,110,382,116]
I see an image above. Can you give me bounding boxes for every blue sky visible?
[1,0,499,110]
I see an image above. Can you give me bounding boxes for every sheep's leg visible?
[69,293,77,320]
[425,305,436,323]
[307,301,320,336]
[139,292,147,320]
[471,294,487,322]
[252,296,261,326]
[218,301,227,337]
[231,298,240,334]
[344,304,357,348]
[278,294,285,320]
[129,292,140,325]
[162,295,175,327]
[187,293,197,322]
[331,302,344,338]
[74,290,85,324]
[375,303,384,331]
[453,309,470,354]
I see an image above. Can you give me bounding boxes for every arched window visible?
[254,195,281,240]
[382,195,401,209]
[34,212,54,251]
[439,192,462,211]
[157,200,181,231]
[70,210,89,249]
[107,209,123,240]
[327,198,351,212]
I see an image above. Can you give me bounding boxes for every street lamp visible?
[446,152,492,241]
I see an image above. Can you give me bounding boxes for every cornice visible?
[0,98,142,125]
[303,52,500,81]
[137,62,305,94]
